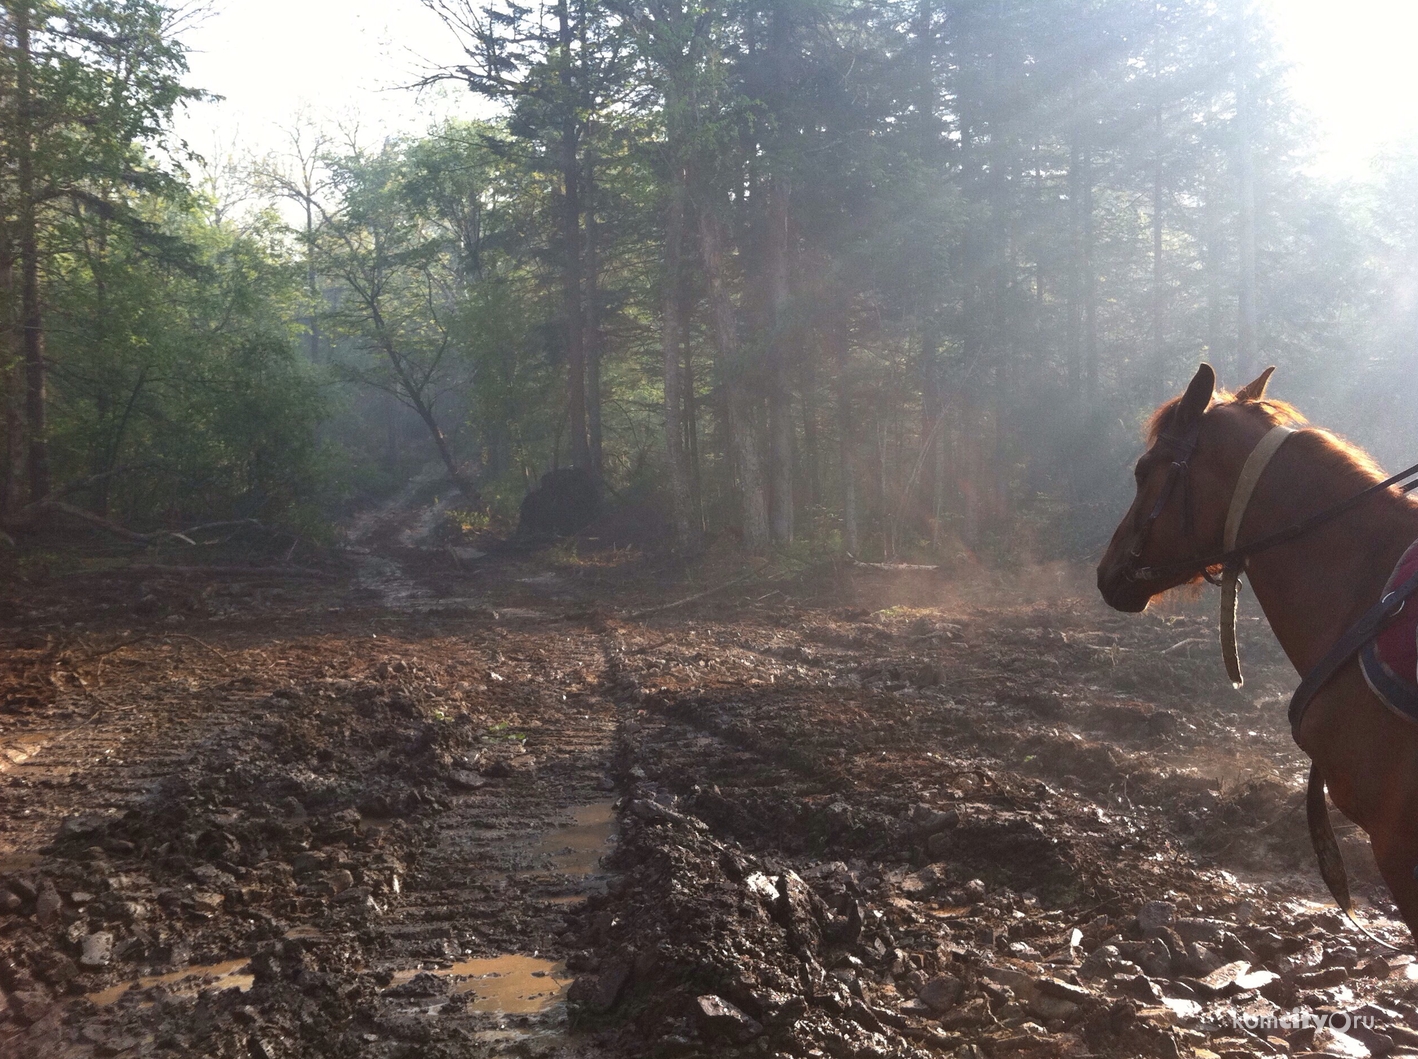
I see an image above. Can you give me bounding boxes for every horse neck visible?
[1242,434,1418,675]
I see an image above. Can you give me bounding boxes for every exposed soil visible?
[1,527,1416,1059]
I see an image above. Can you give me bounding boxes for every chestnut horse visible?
[1098,363,1418,938]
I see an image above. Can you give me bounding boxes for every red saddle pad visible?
[1374,543,1418,680]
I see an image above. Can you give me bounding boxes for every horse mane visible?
[1146,388,1390,486]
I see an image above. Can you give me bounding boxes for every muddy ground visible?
[1,522,1416,1059]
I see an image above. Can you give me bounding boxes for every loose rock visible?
[79,932,114,969]
[694,994,763,1044]
[917,974,963,1013]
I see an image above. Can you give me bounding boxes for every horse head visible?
[1097,363,1280,612]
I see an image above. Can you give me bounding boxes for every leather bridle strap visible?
[1130,428,1200,552]
[1219,426,1296,687]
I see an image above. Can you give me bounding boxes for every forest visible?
[3,0,1415,562]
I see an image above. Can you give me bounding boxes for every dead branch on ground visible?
[626,573,756,620]
[2,501,277,548]
[845,555,942,572]
[115,564,336,580]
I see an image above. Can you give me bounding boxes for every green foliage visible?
[0,0,326,533]
[45,198,327,527]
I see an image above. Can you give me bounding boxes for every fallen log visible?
[845,555,942,572]
[7,499,158,542]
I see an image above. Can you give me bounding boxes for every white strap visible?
[1220,424,1296,688]
[1225,425,1296,554]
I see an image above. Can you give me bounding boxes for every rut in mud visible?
[2,540,1417,1059]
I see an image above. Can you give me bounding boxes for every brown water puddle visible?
[533,800,616,876]
[86,960,253,1007]
[391,955,570,1014]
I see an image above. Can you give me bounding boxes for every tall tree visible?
[0,0,197,507]
[424,0,634,474]
[316,137,489,504]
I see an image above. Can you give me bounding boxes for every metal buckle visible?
[1383,591,1407,619]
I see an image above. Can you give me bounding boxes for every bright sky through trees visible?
[174,0,1418,180]
[172,0,478,160]
[1263,0,1418,178]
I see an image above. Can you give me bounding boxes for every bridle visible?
[1126,424,1418,588]
[1122,416,1418,690]
[1123,418,1211,584]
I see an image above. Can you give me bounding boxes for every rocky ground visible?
[0,525,1415,1059]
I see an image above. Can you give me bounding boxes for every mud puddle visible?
[532,800,616,877]
[86,960,254,1007]
[391,954,570,1014]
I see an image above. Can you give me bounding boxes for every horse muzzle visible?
[1097,559,1151,613]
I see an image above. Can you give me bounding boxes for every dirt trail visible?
[2,541,1417,1059]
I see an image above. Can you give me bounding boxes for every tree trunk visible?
[584,155,604,476]
[933,389,950,548]
[89,211,115,515]
[489,346,513,477]
[306,196,320,363]
[413,399,479,505]
[661,160,698,548]
[800,357,820,512]
[919,325,942,541]
[684,328,702,530]
[763,2,794,544]
[376,328,480,506]
[2,359,20,518]
[1152,103,1165,385]
[766,174,794,544]
[16,4,48,502]
[384,392,400,469]
[1081,143,1098,391]
[100,367,146,518]
[558,0,589,469]
[834,328,858,556]
[698,209,768,552]
[984,25,1009,536]
[1204,163,1224,369]
[1150,12,1167,389]
[1066,134,1083,393]
[1,228,21,519]
[1237,71,1258,379]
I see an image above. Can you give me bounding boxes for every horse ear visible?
[1172,363,1215,431]
[1234,365,1276,403]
